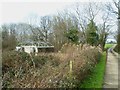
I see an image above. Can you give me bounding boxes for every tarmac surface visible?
[103,46,119,89]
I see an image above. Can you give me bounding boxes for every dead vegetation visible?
[2,43,102,88]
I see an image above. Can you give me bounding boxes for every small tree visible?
[66,27,79,44]
[86,20,99,46]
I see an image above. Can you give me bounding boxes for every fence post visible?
[70,60,73,72]
[69,60,73,80]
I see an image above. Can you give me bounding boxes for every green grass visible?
[80,52,106,88]
[104,44,114,49]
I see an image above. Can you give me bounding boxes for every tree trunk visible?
[117,16,120,53]
[117,1,120,53]
[100,34,107,51]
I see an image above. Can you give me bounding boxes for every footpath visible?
[103,46,119,88]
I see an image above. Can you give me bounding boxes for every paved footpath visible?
[103,46,119,88]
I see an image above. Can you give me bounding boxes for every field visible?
[104,44,114,49]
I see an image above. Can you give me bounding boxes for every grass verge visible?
[80,52,106,88]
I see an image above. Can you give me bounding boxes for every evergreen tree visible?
[86,20,99,46]
[66,27,79,44]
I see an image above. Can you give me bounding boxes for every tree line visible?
[1,1,119,51]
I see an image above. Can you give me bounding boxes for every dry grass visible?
[2,43,102,88]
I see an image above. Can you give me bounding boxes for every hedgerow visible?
[2,44,102,88]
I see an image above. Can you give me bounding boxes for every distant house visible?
[16,42,54,55]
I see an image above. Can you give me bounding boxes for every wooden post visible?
[69,60,73,80]
[70,60,73,73]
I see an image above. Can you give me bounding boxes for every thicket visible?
[2,44,102,88]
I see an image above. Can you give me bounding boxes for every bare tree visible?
[52,15,68,50]
[16,23,32,44]
[84,2,101,21]
[72,2,101,45]
[1,24,17,50]
[98,9,113,50]
[106,0,120,53]
[27,15,52,43]
[72,3,88,43]
[40,16,51,42]
[51,11,78,50]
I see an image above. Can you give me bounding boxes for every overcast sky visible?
[0,0,114,25]
[0,2,73,25]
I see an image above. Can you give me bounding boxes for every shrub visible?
[32,55,47,68]
[2,51,32,88]
[2,44,102,88]
[65,27,79,44]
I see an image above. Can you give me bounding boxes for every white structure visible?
[16,45,54,55]
[16,42,54,55]
[16,45,38,55]
[22,46,38,54]
[15,46,21,51]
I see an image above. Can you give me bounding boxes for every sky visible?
[0,0,114,25]
[0,2,73,25]
[0,0,117,40]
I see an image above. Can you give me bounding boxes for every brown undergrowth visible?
[2,43,102,88]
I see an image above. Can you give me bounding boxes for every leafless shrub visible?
[2,43,102,88]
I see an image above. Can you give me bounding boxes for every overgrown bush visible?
[2,44,102,88]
